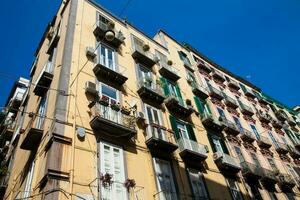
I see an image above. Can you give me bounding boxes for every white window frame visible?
[98,43,116,71]
[187,169,209,199]
[99,141,127,200]
[226,178,243,200]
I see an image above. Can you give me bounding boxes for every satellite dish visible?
[77,127,85,139]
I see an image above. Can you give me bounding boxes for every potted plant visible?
[186,99,192,106]
[124,179,136,192]
[111,101,121,111]
[99,96,109,106]
[100,173,113,188]
[167,60,173,65]
[142,44,150,51]
[121,106,131,115]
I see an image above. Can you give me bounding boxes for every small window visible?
[250,124,260,139]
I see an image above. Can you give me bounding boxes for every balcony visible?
[132,46,157,67]
[257,112,272,123]
[271,119,284,129]
[20,127,43,150]
[287,145,300,158]
[191,82,209,100]
[287,118,297,127]
[137,79,165,105]
[201,113,224,132]
[0,118,16,141]
[158,62,180,81]
[46,26,60,54]
[241,161,264,179]
[292,139,300,149]
[93,21,125,48]
[257,95,269,105]
[90,103,136,138]
[277,174,296,188]
[275,110,288,121]
[240,128,256,143]
[257,135,272,148]
[0,174,9,193]
[223,94,238,109]
[33,62,54,96]
[227,78,240,90]
[178,138,208,166]
[93,63,127,86]
[207,85,224,100]
[153,191,201,200]
[145,123,178,154]
[213,152,241,173]
[275,142,289,154]
[8,92,24,113]
[239,102,254,116]
[243,87,256,99]
[197,61,211,73]
[223,120,240,136]
[212,70,225,82]
[164,95,193,118]
[261,168,278,183]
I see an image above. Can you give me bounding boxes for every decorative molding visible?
[261,122,272,130]
[228,87,241,96]
[199,69,211,79]
[246,96,257,104]
[260,148,273,157]
[243,142,257,152]
[227,135,241,146]
[279,154,291,162]
[275,128,285,136]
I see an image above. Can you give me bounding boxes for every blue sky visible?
[0,0,299,108]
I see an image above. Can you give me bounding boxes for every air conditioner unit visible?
[86,47,97,59]
[136,111,145,122]
[85,81,98,95]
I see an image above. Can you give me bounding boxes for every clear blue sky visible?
[0,0,299,108]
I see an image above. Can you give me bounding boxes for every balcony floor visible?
[146,137,178,154]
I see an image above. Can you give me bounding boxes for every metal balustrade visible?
[213,151,241,172]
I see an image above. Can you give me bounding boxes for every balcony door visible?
[250,124,260,140]
[233,116,243,132]
[138,64,152,88]
[217,107,226,121]
[145,104,165,141]
[234,146,245,163]
[100,84,120,123]
[36,95,47,129]
[167,81,184,106]
[268,132,278,147]
[99,141,127,200]
[187,169,209,199]
[153,158,177,200]
[99,44,116,71]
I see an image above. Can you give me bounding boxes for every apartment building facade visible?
[1,0,300,199]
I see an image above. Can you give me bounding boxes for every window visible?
[22,161,35,199]
[187,169,209,199]
[138,64,153,87]
[217,107,226,120]
[250,124,260,140]
[156,50,168,65]
[145,104,165,140]
[178,51,191,66]
[268,132,277,146]
[153,158,177,200]
[286,164,298,181]
[234,146,245,162]
[161,78,184,106]
[267,158,278,171]
[268,191,278,200]
[250,153,260,166]
[226,178,243,200]
[98,13,110,26]
[208,134,228,154]
[233,116,243,132]
[36,95,47,129]
[100,84,118,103]
[99,142,127,200]
[98,44,116,70]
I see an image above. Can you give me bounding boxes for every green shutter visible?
[207,134,216,153]
[178,51,185,61]
[220,140,229,154]
[169,115,180,140]
[175,84,184,106]
[205,102,212,114]
[239,83,247,93]
[194,97,205,114]
[160,77,170,96]
[187,124,197,141]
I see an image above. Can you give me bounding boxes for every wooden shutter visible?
[187,124,197,141]
[169,115,180,140]
[160,77,170,96]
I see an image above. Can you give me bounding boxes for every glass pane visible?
[102,85,117,100]
[107,48,114,70]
